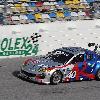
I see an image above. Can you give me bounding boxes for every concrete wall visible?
[0,20,100,58]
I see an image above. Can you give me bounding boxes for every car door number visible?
[67,71,76,78]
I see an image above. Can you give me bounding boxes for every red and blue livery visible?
[19,43,100,85]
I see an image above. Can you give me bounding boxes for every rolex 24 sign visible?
[0,33,41,56]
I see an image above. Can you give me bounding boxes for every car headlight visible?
[38,67,47,72]
[38,67,52,72]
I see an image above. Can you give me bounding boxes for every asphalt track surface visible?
[0,57,100,100]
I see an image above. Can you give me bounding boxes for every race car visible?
[19,44,100,85]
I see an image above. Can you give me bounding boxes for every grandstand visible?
[0,0,100,25]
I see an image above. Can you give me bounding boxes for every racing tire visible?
[96,69,100,81]
[50,71,62,85]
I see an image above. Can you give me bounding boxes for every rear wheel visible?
[50,71,62,85]
[96,69,100,80]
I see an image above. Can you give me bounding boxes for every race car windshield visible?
[46,50,74,64]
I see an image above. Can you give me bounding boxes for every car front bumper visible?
[18,70,50,84]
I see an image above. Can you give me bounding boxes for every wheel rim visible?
[52,72,61,84]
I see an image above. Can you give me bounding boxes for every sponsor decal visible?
[0,33,41,56]
[64,62,95,82]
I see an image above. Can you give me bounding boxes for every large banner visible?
[0,33,41,56]
[0,20,100,58]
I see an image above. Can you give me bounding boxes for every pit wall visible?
[0,20,100,58]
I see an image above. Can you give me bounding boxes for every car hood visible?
[23,57,63,71]
[35,58,62,68]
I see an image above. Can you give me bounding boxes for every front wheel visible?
[96,69,100,81]
[50,71,62,85]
